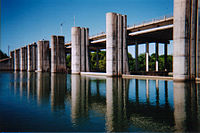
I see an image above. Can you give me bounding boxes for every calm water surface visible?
[0,72,200,132]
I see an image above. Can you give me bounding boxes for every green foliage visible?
[0,50,8,59]
[66,51,173,72]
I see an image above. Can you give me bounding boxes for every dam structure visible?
[1,0,200,81]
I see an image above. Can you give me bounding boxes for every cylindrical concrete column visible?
[135,43,138,71]
[37,40,50,72]
[20,46,27,71]
[146,42,149,72]
[164,43,168,71]
[106,12,117,76]
[81,28,86,72]
[173,0,192,80]
[85,28,90,72]
[71,27,81,74]
[32,43,37,71]
[51,36,66,73]
[155,42,159,72]
[14,49,20,71]
[27,44,33,72]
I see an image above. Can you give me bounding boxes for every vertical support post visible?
[37,40,50,72]
[10,51,14,70]
[155,42,159,72]
[51,36,66,73]
[85,28,90,72]
[135,42,138,71]
[106,12,129,76]
[20,46,27,71]
[146,42,149,72]
[71,27,81,74]
[81,28,86,72]
[27,44,33,72]
[190,0,198,79]
[14,49,20,71]
[173,0,192,81]
[164,43,168,71]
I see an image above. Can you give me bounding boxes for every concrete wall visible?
[106,12,129,76]
[71,27,90,74]
[51,35,66,73]
[37,40,50,72]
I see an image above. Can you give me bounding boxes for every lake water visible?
[0,72,199,132]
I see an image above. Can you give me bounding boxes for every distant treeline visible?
[0,50,8,60]
[66,51,173,72]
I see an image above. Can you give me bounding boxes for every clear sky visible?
[1,0,173,56]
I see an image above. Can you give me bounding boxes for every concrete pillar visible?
[71,27,90,74]
[190,0,198,79]
[27,44,33,72]
[71,27,81,74]
[146,42,149,72]
[106,12,129,76]
[28,43,37,72]
[164,43,168,71]
[14,49,20,71]
[51,36,66,73]
[135,43,138,71]
[155,42,159,72]
[10,51,14,70]
[37,40,50,72]
[20,46,27,71]
[32,43,37,71]
[173,0,198,81]
[196,0,200,78]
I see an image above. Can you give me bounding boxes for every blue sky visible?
[1,0,173,56]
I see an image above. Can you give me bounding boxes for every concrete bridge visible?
[1,0,200,81]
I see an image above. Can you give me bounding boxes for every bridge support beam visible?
[51,36,66,73]
[164,43,168,71]
[106,12,129,76]
[14,49,20,71]
[20,46,27,71]
[155,42,159,72]
[173,0,198,81]
[71,27,90,74]
[135,43,138,71]
[146,42,149,72]
[37,40,50,72]
[10,51,14,70]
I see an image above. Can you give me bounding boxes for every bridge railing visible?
[127,14,173,28]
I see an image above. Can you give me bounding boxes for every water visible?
[0,72,199,132]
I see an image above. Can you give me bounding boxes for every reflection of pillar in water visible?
[106,77,117,132]
[164,81,169,108]
[146,79,149,104]
[14,71,20,95]
[106,77,129,132]
[37,72,50,105]
[27,72,37,101]
[135,79,139,104]
[71,75,89,124]
[71,75,82,125]
[173,82,187,132]
[50,73,66,111]
[20,72,27,98]
[197,83,200,131]
[156,80,159,107]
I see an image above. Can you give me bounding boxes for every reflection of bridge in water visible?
[11,72,200,132]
